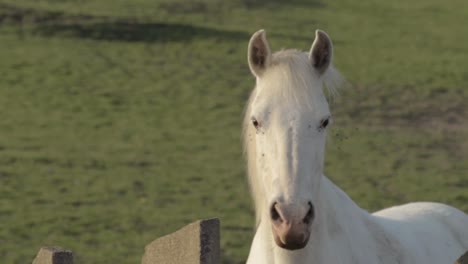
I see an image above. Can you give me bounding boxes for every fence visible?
[33,218,219,264]
[32,218,467,264]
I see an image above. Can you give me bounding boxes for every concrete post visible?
[32,246,73,264]
[142,218,220,264]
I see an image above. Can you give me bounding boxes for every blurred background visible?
[0,0,467,263]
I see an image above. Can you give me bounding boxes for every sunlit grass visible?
[0,0,467,263]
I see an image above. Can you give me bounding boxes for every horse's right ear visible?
[248,29,271,78]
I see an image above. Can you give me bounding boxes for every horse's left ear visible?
[309,30,333,75]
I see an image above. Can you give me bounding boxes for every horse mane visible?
[242,49,344,225]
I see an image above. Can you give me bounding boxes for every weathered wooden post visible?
[142,218,220,264]
[32,246,73,264]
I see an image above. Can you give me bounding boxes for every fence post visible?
[142,218,220,264]
[32,246,73,264]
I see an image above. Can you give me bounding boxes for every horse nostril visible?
[270,203,282,222]
[303,202,315,224]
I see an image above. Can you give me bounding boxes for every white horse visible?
[243,29,468,264]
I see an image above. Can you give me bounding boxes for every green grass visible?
[0,0,467,263]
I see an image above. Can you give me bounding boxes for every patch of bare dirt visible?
[332,84,468,132]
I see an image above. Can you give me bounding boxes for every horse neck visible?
[315,175,372,239]
[270,175,383,263]
[317,175,369,226]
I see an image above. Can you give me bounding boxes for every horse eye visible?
[251,117,260,129]
[319,117,330,130]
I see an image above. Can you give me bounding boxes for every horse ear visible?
[309,30,333,75]
[248,29,271,77]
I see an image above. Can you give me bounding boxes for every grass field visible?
[0,0,467,263]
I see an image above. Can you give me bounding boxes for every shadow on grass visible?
[158,0,324,14]
[0,3,249,42]
[35,22,249,43]
[239,0,324,9]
